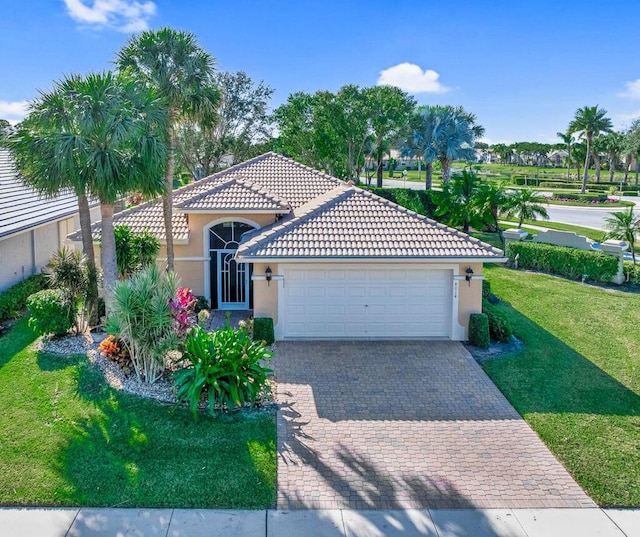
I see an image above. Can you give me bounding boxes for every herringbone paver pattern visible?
[275,341,594,510]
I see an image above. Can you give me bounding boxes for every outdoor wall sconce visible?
[265,266,272,286]
[465,267,474,286]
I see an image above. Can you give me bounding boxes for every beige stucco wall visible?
[456,262,483,338]
[0,211,97,292]
[252,262,279,323]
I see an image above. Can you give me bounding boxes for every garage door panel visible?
[282,267,452,339]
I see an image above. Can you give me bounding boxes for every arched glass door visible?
[209,222,254,309]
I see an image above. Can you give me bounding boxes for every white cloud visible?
[618,79,640,99]
[0,100,29,124]
[377,63,449,94]
[63,0,156,32]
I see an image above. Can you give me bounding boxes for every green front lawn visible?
[483,265,640,506]
[0,319,276,508]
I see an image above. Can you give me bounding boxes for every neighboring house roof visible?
[0,149,80,240]
[174,176,290,213]
[236,185,504,260]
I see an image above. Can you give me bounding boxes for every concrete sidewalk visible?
[1,507,639,537]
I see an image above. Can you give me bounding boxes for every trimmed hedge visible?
[624,261,640,284]
[253,317,275,345]
[468,313,490,348]
[0,274,48,321]
[483,299,513,343]
[368,187,437,218]
[506,241,618,282]
[482,279,491,299]
[27,289,75,337]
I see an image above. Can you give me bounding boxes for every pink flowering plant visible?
[169,287,198,336]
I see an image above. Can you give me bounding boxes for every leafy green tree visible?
[475,181,511,244]
[556,132,572,180]
[364,85,415,188]
[491,143,513,165]
[604,207,639,263]
[507,188,549,228]
[117,28,219,272]
[600,132,624,182]
[570,142,587,180]
[176,71,273,178]
[567,105,613,192]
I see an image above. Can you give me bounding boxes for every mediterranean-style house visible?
[71,152,506,341]
[0,148,99,292]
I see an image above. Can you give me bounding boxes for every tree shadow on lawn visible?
[481,304,640,419]
[55,362,277,509]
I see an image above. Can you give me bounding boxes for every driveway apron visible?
[274,341,594,510]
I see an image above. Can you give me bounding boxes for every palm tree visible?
[567,106,613,193]
[407,106,438,189]
[604,207,639,264]
[600,132,624,182]
[507,188,549,228]
[556,132,572,181]
[117,28,218,271]
[475,181,511,244]
[14,72,167,311]
[425,106,485,184]
[436,169,484,233]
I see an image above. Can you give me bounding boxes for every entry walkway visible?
[1,507,639,536]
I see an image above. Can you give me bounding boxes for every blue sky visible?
[2,0,640,144]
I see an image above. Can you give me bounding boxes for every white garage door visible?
[281,266,453,339]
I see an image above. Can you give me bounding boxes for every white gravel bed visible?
[35,333,277,409]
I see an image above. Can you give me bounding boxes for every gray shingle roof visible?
[237,186,504,260]
[0,149,82,239]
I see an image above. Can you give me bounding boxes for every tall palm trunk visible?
[100,203,118,313]
[440,158,452,184]
[593,153,601,182]
[77,192,99,324]
[582,135,592,193]
[609,152,616,182]
[425,162,433,190]
[163,120,176,272]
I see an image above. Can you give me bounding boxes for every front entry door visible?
[217,249,249,309]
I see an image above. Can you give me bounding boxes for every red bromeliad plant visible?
[169,287,198,336]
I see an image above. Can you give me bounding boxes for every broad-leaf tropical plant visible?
[567,105,613,193]
[436,169,484,233]
[117,28,219,271]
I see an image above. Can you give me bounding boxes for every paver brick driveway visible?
[274,341,594,510]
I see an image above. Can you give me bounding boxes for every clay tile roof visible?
[175,176,290,212]
[67,200,189,243]
[237,186,504,260]
[175,152,343,209]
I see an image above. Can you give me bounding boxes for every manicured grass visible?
[0,319,276,508]
[500,218,607,241]
[483,265,640,506]
[544,198,635,208]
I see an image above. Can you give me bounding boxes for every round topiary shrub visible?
[27,289,75,337]
[483,300,513,343]
[253,317,275,346]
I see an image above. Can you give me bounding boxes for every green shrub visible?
[27,289,74,337]
[253,317,275,345]
[483,299,513,343]
[624,261,640,284]
[482,279,491,299]
[369,187,437,218]
[468,313,490,348]
[194,295,209,313]
[107,264,179,383]
[174,325,273,420]
[114,224,160,279]
[0,274,48,321]
[506,241,618,282]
